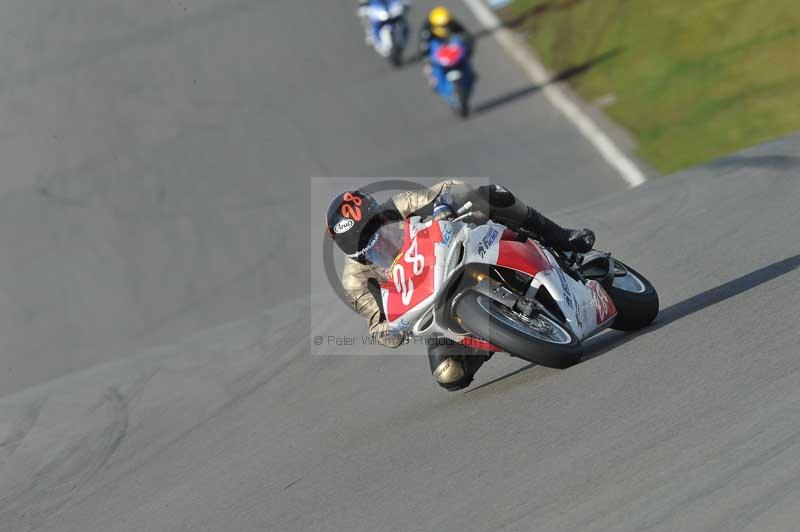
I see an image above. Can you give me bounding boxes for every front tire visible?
[389,45,403,67]
[390,20,408,68]
[605,262,659,331]
[456,84,470,118]
[455,291,582,368]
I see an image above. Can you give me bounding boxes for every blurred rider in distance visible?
[417,6,475,89]
[356,0,410,46]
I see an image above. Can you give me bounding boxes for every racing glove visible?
[370,322,408,348]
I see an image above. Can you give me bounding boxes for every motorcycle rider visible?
[418,6,474,87]
[357,0,409,47]
[419,6,474,53]
[325,180,595,391]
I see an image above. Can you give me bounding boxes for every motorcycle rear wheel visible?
[455,291,582,368]
[456,84,470,118]
[604,261,659,331]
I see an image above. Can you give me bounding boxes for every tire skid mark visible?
[22,314,309,522]
[0,386,128,531]
[0,395,47,466]
[0,298,307,530]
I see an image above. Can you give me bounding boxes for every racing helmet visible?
[326,190,388,263]
[428,6,452,39]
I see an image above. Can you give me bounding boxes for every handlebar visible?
[428,201,473,223]
[455,201,473,215]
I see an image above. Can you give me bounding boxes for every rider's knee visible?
[428,340,483,391]
[431,355,473,391]
[475,184,517,208]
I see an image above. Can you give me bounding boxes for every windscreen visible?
[364,221,406,273]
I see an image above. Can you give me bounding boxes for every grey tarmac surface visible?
[0,0,624,397]
[2,135,800,532]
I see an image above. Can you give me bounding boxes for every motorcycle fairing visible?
[428,38,473,102]
[466,224,618,340]
[382,217,617,343]
[462,222,503,265]
[461,337,503,352]
[527,249,618,339]
[365,0,406,22]
[496,240,553,278]
[433,44,465,68]
[586,279,617,326]
[381,218,443,322]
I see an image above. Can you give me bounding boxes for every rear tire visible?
[455,291,582,368]
[456,84,470,118]
[389,45,403,67]
[605,262,659,331]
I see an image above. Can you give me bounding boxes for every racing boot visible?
[423,61,438,90]
[428,340,492,391]
[468,185,595,253]
[523,207,595,253]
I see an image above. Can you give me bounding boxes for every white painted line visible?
[461,0,647,187]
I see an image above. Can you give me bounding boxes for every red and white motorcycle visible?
[368,204,659,368]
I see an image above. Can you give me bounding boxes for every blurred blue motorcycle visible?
[358,0,410,67]
[428,36,475,118]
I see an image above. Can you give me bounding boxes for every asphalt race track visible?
[0,0,623,397]
[2,1,800,532]
[4,134,800,532]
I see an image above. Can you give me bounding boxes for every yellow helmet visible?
[429,6,452,38]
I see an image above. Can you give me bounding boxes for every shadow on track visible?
[551,48,622,82]
[397,20,622,116]
[583,253,800,360]
[471,84,541,115]
[469,48,623,116]
[500,0,587,32]
[466,253,800,392]
[465,361,536,394]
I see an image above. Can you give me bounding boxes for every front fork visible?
[450,269,539,325]
[468,273,520,309]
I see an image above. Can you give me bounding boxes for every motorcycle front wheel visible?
[388,21,407,67]
[389,45,403,67]
[455,291,582,368]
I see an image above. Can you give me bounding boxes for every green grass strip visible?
[499,0,800,172]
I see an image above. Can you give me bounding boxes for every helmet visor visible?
[363,222,406,273]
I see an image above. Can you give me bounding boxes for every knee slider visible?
[432,357,473,391]
[432,356,465,384]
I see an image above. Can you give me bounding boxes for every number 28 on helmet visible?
[326,190,390,264]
